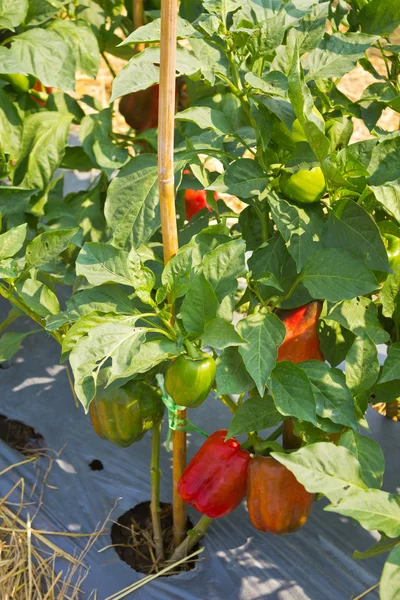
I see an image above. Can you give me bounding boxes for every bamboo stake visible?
[150,421,164,562]
[133,0,145,52]
[158,0,187,547]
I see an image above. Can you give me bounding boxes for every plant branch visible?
[150,420,164,562]
[168,515,212,563]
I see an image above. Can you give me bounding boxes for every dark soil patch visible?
[89,459,104,471]
[111,501,199,576]
[0,413,45,453]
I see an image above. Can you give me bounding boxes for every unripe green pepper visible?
[280,166,326,205]
[165,352,216,408]
[89,381,164,447]
[0,73,35,94]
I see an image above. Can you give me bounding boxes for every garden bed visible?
[0,301,397,599]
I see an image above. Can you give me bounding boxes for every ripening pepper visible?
[119,85,160,132]
[247,456,314,535]
[184,189,219,220]
[277,301,324,363]
[165,352,216,408]
[89,381,164,447]
[178,429,251,518]
[277,302,324,449]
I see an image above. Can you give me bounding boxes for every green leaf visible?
[216,345,255,395]
[368,138,400,187]
[61,312,119,361]
[245,72,287,98]
[13,112,73,190]
[106,338,181,385]
[380,545,400,600]
[300,360,358,430]
[226,395,282,439]
[305,33,379,81]
[268,194,324,272]
[161,245,192,303]
[181,273,219,337]
[8,29,76,90]
[339,430,385,489]
[354,535,400,561]
[76,243,153,295]
[370,179,400,224]
[0,330,36,362]
[0,88,23,161]
[237,310,286,396]
[202,318,246,350]
[69,320,146,409]
[200,239,246,301]
[359,0,400,35]
[326,489,400,538]
[79,109,129,177]
[380,343,400,384]
[322,199,391,273]
[300,249,378,302]
[48,18,100,78]
[111,46,200,101]
[318,313,355,368]
[0,258,18,279]
[208,159,269,199]
[15,279,60,318]
[287,32,330,163]
[0,223,27,260]
[26,229,79,268]
[381,265,400,319]
[0,0,28,28]
[46,92,85,123]
[345,335,380,395]
[176,106,233,135]
[268,360,317,424]
[121,16,200,45]
[296,1,330,54]
[271,442,367,503]
[328,297,390,345]
[47,285,136,330]
[105,154,160,249]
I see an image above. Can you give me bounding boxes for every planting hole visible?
[111,501,199,576]
[89,459,104,471]
[0,414,45,454]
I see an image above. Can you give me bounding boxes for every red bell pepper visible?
[184,189,220,220]
[277,301,324,363]
[277,302,324,449]
[178,429,251,518]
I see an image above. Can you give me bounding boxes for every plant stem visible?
[377,40,391,81]
[150,421,164,563]
[101,51,117,79]
[220,393,238,414]
[266,423,283,442]
[0,307,21,334]
[168,515,213,563]
[158,0,186,549]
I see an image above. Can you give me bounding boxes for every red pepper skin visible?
[184,189,219,220]
[247,456,314,535]
[178,429,251,518]
[277,302,324,449]
[119,85,160,132]
[277,301,324,363]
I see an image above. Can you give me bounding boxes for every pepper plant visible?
[1,0,400,596]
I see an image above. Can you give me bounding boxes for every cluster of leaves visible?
[1,0,400,596]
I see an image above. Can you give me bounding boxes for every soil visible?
[0,413,45,453]
[111,501,199,575]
